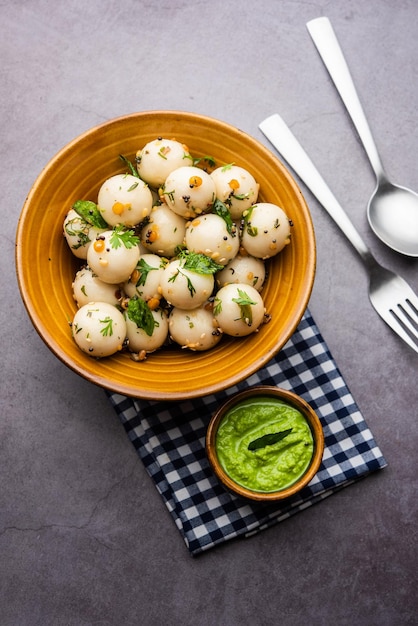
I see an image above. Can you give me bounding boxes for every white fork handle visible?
[306,17,385,181]
[259,113,372,264]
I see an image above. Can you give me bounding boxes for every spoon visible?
[307,16,418,257]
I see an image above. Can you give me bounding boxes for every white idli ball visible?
[213,283,265,336]
[211,165,259,219]
[97,173,153,227]
[72,302,126,357]
[161,166,215,219]
[87,229,140,284]
[136,138,193,188]
[241,203,291,259]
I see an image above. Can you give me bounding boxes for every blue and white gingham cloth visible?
[107,309,387,555]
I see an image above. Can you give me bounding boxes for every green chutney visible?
[215,396,314,493]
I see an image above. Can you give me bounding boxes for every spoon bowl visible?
[307,17,418,257]
[368,181,418,256]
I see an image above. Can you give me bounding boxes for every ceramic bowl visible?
[16,111,315,400]
[206,386,324,501]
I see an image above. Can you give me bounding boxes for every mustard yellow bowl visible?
[206,386,324,501]
[15,111,315,400]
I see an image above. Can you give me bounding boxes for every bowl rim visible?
[15,110,316,400]
[205,385,324,501]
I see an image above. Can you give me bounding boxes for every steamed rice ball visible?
[140,203,186,257]
[136,138,193,188]
[241,203,291,259]
[169,305,223,351]
[211,165,259,219]
[123,254,167,303]
[63,209,107,260]
[87,229,140,284]
[97,174,153,227]
[125,301,169,354]
[159,258,215,309]
[216,254,266,292]
[72,266,122,307]
[185,214,239,265]
[72,302,127,357]
[161,166,216,218]
[214,283,265,336]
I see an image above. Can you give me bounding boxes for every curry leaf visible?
[126,298,157,336]
[72,200,108,229]
[248,428,293,451]
[213,198,235,236]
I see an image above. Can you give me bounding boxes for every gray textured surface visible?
[2,1,418,624]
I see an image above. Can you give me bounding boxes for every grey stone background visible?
[1,1,417,624]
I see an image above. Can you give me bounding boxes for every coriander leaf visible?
[110,225,140,249]
[64,218,92,249]
[232,288,257,325]
[134,258,158,287]
[72,200,108,229]
[248,429,293,451]
[213,297,222,316]
[179,250,224,275]
[126,298,158,336]
[99,316,114,337]
[192,155,216,168]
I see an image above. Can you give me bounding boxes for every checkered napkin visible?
[106,309,387,555]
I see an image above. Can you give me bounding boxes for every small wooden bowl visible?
[206,386,324,501]
[16,111,315,400]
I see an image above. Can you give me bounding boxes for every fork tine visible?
[382,305,418,354]
[370,291,418,354]
[405,296,418,320]
[377,273,418,353]
[387,315,418,354]
[391,304,418,341]
[394,281,418,339]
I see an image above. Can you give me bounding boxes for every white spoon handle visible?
[259,114,372,264]
[307,17,385,181]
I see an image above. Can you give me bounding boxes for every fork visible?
[259,113,418,354]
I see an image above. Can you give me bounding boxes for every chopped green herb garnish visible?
[248,429,293,451]
[157,146,169,160]
[168,268,196,297]
[72,200,108,229]
[232,288,257,325]
[232,193,250,201]
[99,316,114,337]
[110,225,139,249]
[213,297,222,316]
[178,249,224,275]
[127,181,139,192]
[64,218,92,249]
[191,155,216,168]
[134,258,158,287]
[159,185,175,203]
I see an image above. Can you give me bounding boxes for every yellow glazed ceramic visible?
[16,111,316,400]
